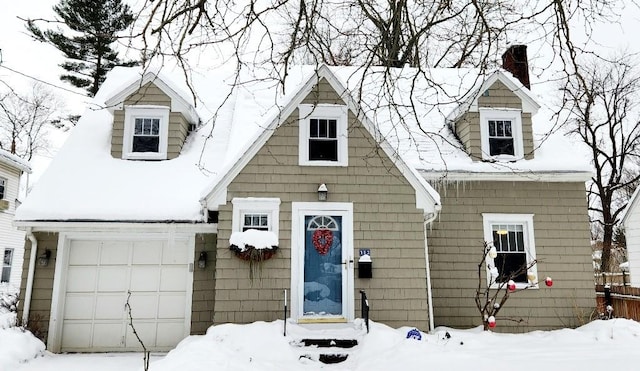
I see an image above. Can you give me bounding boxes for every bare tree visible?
[561,56,640,274]
[0,83,60,161]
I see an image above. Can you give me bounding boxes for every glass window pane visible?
[310,119,318,138]
[497,121,504,136]
[135,118,143,134]
[504,121,512,136]
[489,121,496,136]
[132,136,160,152]
[151,119,160,135]
[319,119,328,137]
[329,120,337,138]
[309,139,338,161]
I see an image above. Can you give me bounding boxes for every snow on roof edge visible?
[0,149,31,173]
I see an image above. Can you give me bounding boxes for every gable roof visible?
[622,186,640,225]
[201,65,441,214]
[0,149,31,173]
[104,70,200,125]
[15,64,591,223]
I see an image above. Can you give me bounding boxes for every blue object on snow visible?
[406,328,422,340]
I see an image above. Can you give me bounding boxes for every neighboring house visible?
[15,45,595,353]
[0,149,31,291]
[622,186,640,287]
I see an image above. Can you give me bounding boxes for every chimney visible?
[501,45,530,89]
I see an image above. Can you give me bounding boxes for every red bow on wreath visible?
[312,229,333,255]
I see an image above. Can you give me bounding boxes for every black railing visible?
[283,289,288,336]
[360,290,369,333]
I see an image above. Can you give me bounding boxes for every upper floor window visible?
[123,106,170,160]
[298,104,348,166]
[479,109,523,161]
[0,178,5,199]
[242,213,270,231]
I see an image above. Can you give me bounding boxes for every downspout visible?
[23,227,38,324]
[423,210,439,332]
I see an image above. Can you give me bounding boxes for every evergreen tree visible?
[26,0,136,96]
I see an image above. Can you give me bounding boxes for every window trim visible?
[479,108,523,161]
[231,198,281,237]
[298,104,348,167]
[122,105,170,160]
[482,213,537,289]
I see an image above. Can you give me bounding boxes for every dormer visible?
[105,72,199,160]
[447,45,540,162]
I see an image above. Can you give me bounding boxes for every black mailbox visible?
[358,255,372,278]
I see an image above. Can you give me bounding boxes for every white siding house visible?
[622,186,640,287]
[0,150,31,292]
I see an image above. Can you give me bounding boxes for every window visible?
[0,178,5,199]
[242,213,270,231]
[232,198,281,236]
[483,214,537,288]
[123,106,170,160]
[479,109,523,160]
[299,104,348,166]
[2,249,13,283]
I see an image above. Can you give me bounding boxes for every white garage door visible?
[60,238,192,352]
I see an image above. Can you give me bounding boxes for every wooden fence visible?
[595,285,640,321]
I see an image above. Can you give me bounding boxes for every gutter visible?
[22,227,38,324]
[423,211,438,332]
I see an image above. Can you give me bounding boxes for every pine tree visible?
[26,0,136,96]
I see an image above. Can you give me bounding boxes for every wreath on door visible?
[312,229,333,255]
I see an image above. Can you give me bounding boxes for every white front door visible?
[291,202,354,322]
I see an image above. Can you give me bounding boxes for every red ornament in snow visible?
[488,316,496,328]
[507,280,516,292]
[312,229,333,255]
[545,277,553,287]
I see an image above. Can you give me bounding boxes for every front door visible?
[291,203,354,322]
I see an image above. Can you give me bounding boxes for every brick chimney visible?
[501,45,530,89]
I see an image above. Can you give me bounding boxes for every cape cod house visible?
[15,45,595,352]
[0,149,31,292]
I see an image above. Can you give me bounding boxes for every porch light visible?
[38,249,51,267]
[198,251,208,269]
[317,183,328,201]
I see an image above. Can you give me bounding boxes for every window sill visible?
[122,152,168,161]
[299,160,348,167]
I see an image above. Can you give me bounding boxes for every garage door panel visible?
[100,242,130,265]
[158,294,187,319]
[125,322,157,348]
[130,266,160,291]
[97,266,128,292]
[94,295,125,320]
[156,322,186,347]
[132,241,162,265]
[93,323,126,348]
[127,294,159,319]
[64,295,95,320]
[66,267,97,292]
[61,323,93,349]
[160,266,188,291]
[68,241,100,265]
[162,240,190,264]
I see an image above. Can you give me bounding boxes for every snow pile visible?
[229,229,278,251]
[0,319,45,370]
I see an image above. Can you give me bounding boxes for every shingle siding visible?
[215,78,430,329]
[111,82,190,160]
[427,180,594,331]
[190,233,217,334]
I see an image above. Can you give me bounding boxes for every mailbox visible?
[358,254,372,278]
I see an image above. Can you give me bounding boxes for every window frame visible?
[482,213,537,289]
[298,104,348,167]
[232,198,281,237]
[479,108,524,161]
[122,105,170,160]
[2,248,13,283]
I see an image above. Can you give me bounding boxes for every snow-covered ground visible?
[2,315,640,371]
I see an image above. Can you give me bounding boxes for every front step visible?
[293,338,358,364]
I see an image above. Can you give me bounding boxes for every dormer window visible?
[299,104,348,166]
[479,108,523,160]
[122,106,170,160]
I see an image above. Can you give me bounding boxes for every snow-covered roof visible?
[15,64,591,222]
[0,149,31,174]
[621,185,640,225]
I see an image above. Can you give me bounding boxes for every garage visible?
[58,237,193,352]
